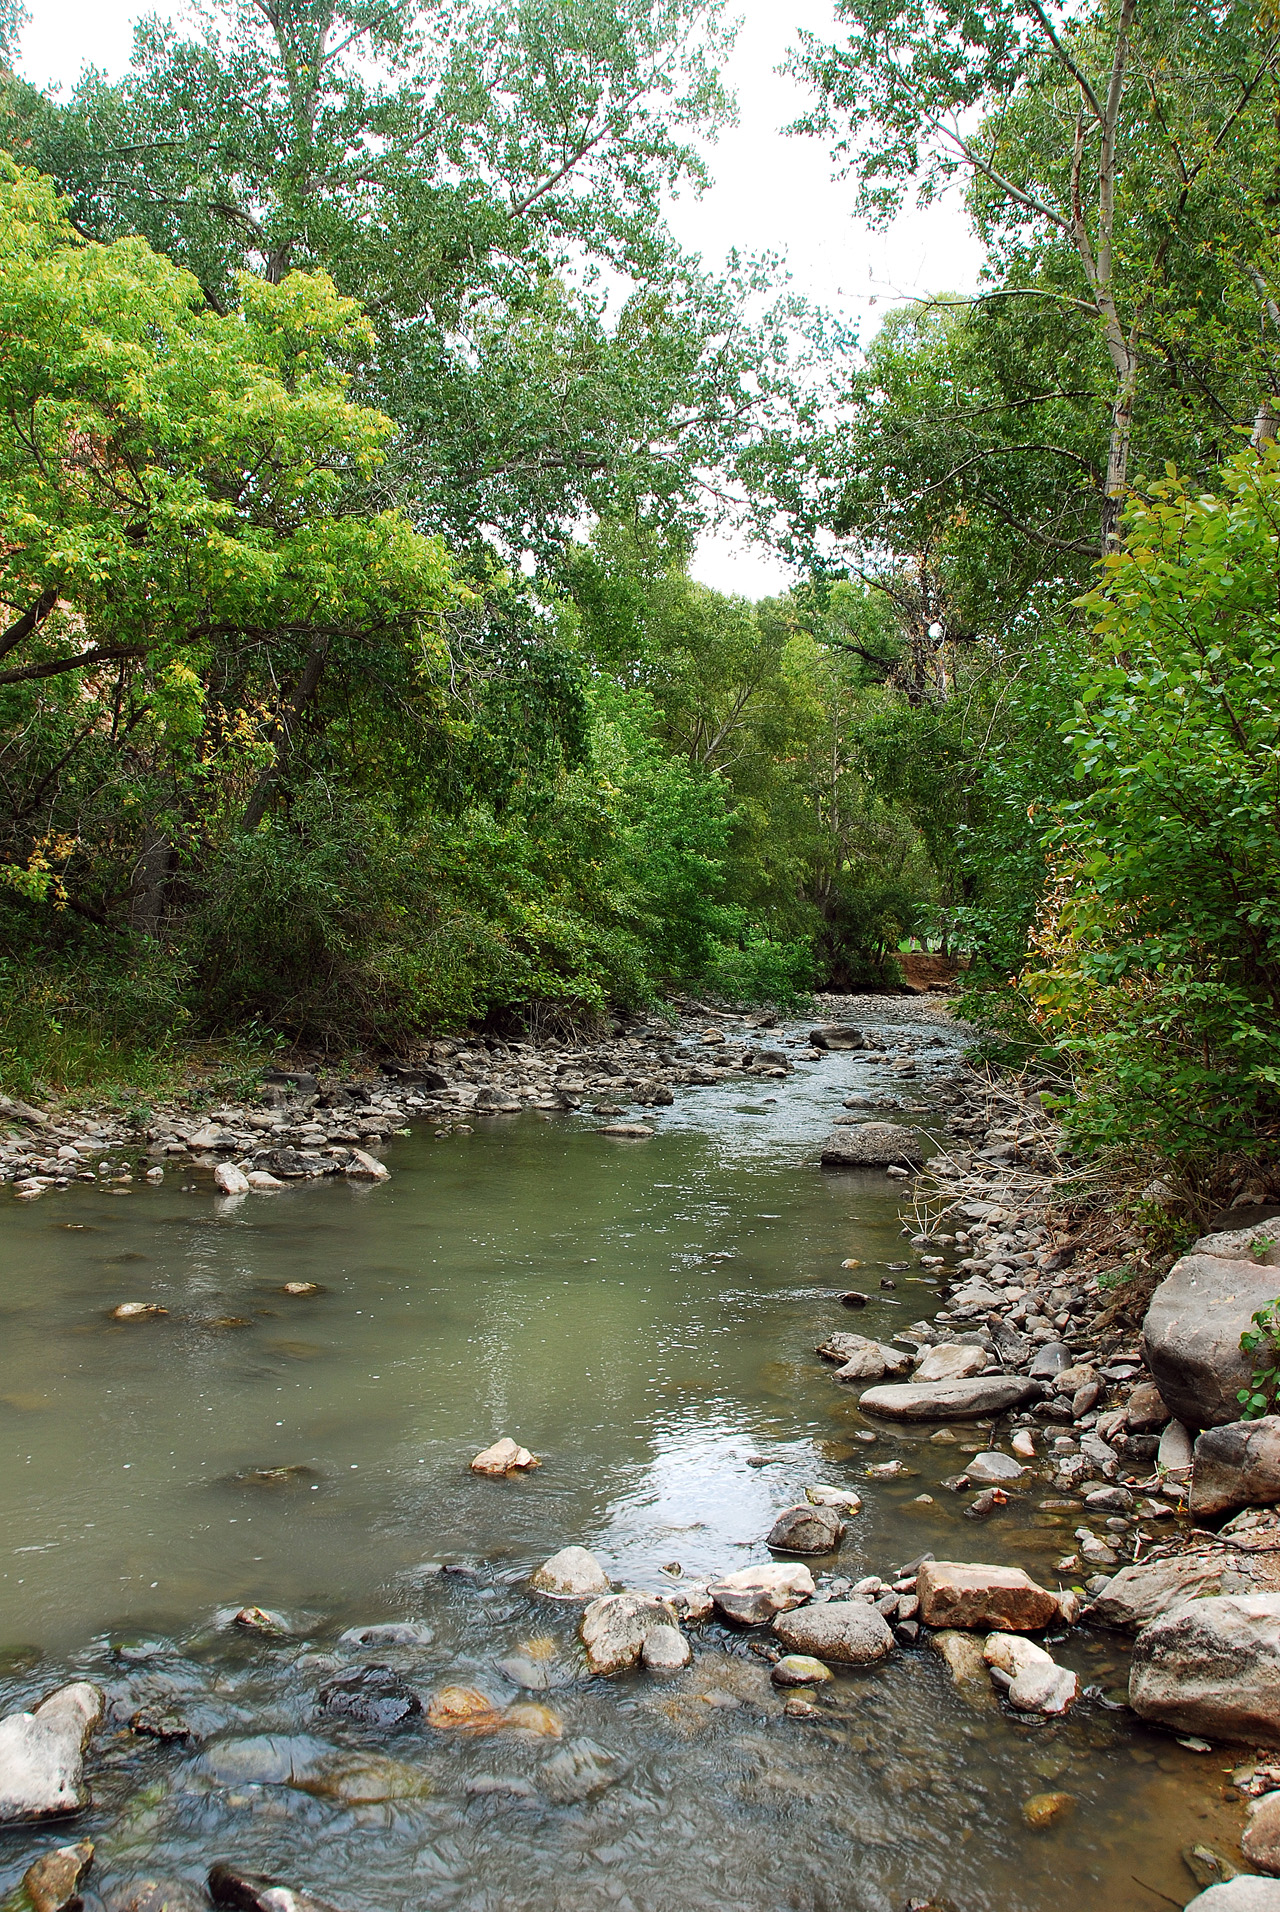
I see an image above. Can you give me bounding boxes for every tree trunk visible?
[130,826,176,937]
[241,637,329,832]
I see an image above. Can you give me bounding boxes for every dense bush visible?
[1024,452,1280,1167]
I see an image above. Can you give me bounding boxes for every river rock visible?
[809,1026,865,1050]
[24,1840,93,1912]
[1159,1418,1194,1477]
[858,1376,1041,1421]
[1087,1555,1235,1629]
[929,1629,995,1703]
[1021,1791,1076,1830]
[640,1625,691,1670]
[580,1593,682,1675]
[827,1335,888,1380]
[1191,1418,1280,1518]
[1187,1882,1280,1911]
[1143,1252,1280,1428]
[214,1163,250,1195]
[1244,1793,1280,1875]
[708,1563,815,1625]
[318,1665,421,1730]
[537,1738,627,1804]
[771,1655,834,1688]
[344,1148,390,1182]
[1028,1342,1071,1379]
[109,1880,210,1912]
[914,1343,988,1383]
[337,1621,433,1649]
[529,1546,611,1599]
[470,1437,540,1475]
[771,1601,893,1665]
[0,1683,103,1822]
[965,1451,1026,1485]
[766,1504,846,1554]
[821,1123,924,1167]
[983,1634,1078,1715]
[1126,1381,1169,1431]
[1196,1222,1280,1264]
[805,1484,862,1513]
[916,1561,1059,1632]
[1130,1593,1280,1743]
[208,1860,342,1911]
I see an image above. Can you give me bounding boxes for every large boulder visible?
[1129,1593,1280,1744]
[916,1561,1060,1633]
[708,1563,814,1625]
[0,1683,103,1822]
[1144,1234,1280,1429]
[820,1123,924,1167]
[858,1376,1041,1421]
[580,1594,682,1676]
[1191,1418,1280,1518]
[772,1601,894,1665]
[765,1504,846,1554]
[1086,1555,1238,1630]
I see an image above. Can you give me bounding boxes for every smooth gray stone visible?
[1186,1883,1280,1911]
[858,1376,1041,1421]
[1191,1417,1280,1517]
[1130,1593,1280,1744]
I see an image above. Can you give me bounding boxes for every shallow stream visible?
[0,1019,1245,1910]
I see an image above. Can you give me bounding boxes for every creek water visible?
[0,1021,1245,1910]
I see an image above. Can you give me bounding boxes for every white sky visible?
[16,0,984,601]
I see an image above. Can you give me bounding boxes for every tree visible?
[3,0,797,562]
[789,0,1280,553]
[0,158,457,927]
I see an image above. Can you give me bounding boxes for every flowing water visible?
[0,1021,1244,1910]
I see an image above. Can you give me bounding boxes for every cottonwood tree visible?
[790,0,1280,553]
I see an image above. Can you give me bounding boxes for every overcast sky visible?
[16,0,984,600]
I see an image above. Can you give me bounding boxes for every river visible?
[0,1015,1242,1910]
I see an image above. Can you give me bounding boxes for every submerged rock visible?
[529,1546,611,1599]
[336,1621,433,1650]
[916,1561,1060,1633]
[1130,1594,1280,1744]
[538,1737,627,1804]
[23,1839,93,1912]
[765,1503,846,1554]
[1021,1791,1076,1831]
[208,1860,344,1911]
[928,1629,995,1705]
[318,1665,421,1730]
[0,1682,103,1822]
[108,1880,209,1912]
[580,1593,682,1675]
[858,1377,1041,1421]
[708,1563,815,1626]
[771,1655,834,1688]
[771,1601,893,1665]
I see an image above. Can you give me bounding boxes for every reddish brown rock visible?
[916,1560,1060,1632]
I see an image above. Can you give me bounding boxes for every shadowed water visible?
[0,1034,1246,1910]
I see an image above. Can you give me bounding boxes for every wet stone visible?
[207,1860,344,1911]
[23,1839,93,1912]
[538,1737,627,1804]
[318,1665,422,1730]
[107,1880,209,1912]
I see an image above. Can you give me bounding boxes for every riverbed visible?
[0,1011,1246,1910]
